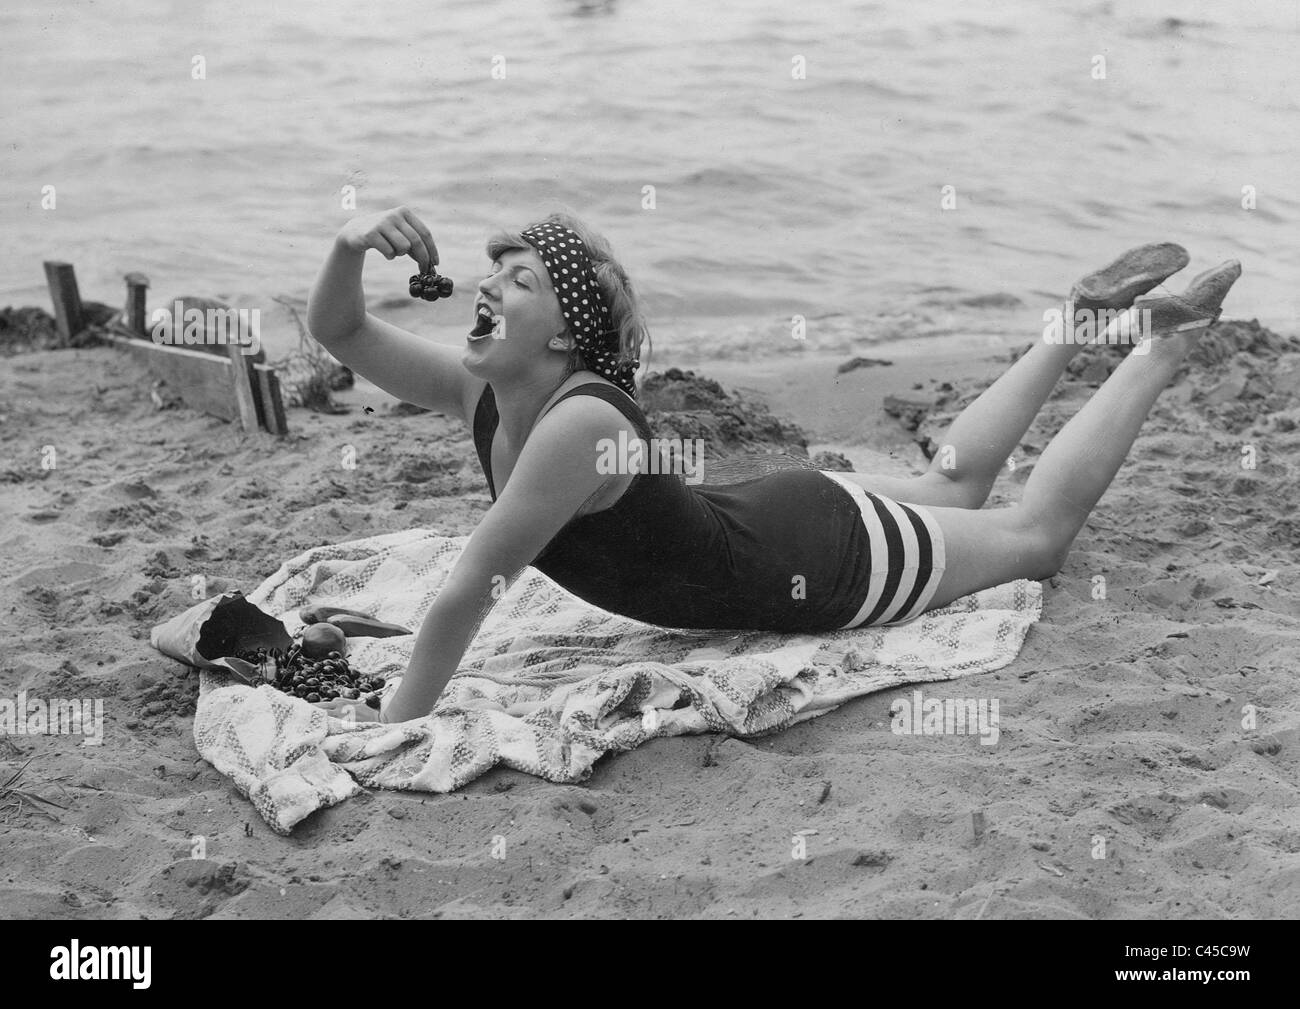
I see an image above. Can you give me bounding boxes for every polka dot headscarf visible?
[519,221,639,398]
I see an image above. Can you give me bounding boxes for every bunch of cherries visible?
[235,645,384,707]
[409,264,453,301]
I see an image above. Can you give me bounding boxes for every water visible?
[2,0,1297,365]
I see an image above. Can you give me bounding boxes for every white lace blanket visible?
[192,529,1041,833]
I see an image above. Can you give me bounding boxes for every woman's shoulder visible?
[546,372,649,432]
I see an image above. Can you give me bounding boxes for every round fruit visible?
[302,622,347,659]
[305,692,321,703]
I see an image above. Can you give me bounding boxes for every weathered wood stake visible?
[43,261,86,342]
[124,272,150,336]
[225,338,261,434]
[253,364,288,436]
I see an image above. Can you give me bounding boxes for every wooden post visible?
[253,364,288,436]
[225,339,261,434]
[43,261,85,342]
[124,272,150,336]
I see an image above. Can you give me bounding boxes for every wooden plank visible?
[225,338,261,434]
[124,272,149,336]
[98,331,242,423]
[103,324,288,434]
[253,364,289,436]
[249,360,268,430]
[43,261,85,341]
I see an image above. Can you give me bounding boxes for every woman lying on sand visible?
[307,207,1239,723]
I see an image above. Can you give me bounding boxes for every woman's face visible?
[462,246,569,379]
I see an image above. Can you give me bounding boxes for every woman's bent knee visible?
[1022,523,1071,580]
[986,506,1071,581]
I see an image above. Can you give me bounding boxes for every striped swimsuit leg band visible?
[819,471,948,629]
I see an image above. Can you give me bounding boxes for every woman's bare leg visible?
[837,313,1085,508]
[922,321,1201,608]
[1017,325,1199,552]
[841,243,1191,509]
[922,333,1084,502]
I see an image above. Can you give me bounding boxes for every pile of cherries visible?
[235,645,384,708]
[409,264,453,301]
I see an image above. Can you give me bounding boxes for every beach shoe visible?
[1132,259,1242,334]
[1071,242,1191,308]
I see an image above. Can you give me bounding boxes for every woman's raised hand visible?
[337,206,439,272]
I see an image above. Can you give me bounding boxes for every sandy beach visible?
[2,312,1297,920]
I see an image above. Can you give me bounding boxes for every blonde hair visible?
[486,211,652,393]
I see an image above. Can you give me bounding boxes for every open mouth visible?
[468,304,498,341]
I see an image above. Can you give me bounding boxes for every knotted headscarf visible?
[519,221,639,398]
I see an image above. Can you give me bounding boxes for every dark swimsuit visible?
[472,381,947,632]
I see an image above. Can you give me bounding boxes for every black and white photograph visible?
[1,0,1296,941]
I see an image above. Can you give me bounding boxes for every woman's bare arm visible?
[306,206,475,421]
[383,396,632,721]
